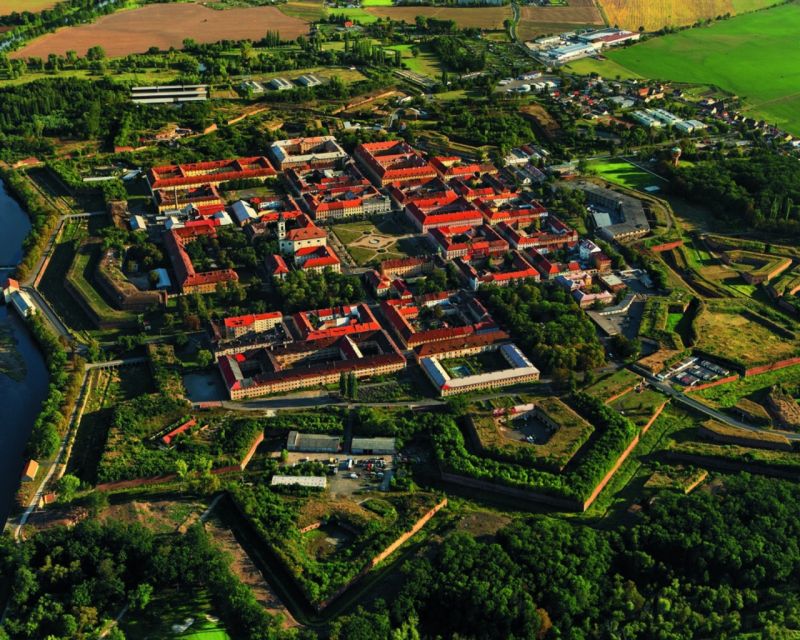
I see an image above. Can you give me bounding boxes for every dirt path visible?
[204,513,299,628]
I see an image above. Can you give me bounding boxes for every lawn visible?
[332,217,425,266]
[385,43,443,78]
[65,240,139,327]
[610,388,667,428]
[588,158,667,191]
[122,588,230,640]
[602,4,800,134]
[566,56,645,80]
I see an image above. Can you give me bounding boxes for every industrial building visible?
[131,85,208,104]
[271,475,327,489]
[286,431,340,453]
[351,437,396,455]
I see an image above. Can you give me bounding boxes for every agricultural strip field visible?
[598,3,800,134]
[364,5,512,29]
[517,0,603,41]
[11,3,309,59]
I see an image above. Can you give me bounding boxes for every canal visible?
[0,178,49,528]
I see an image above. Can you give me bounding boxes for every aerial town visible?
[1,0,800,638]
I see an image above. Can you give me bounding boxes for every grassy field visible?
[695,363,800,408]
[66,241,139,326]
[610,388,667,428]
[585,368,640,401]
[365,5,511,29]
[588,158,668,191]
[600,3,800,134]
[279,0,324,21]
[385,43,443,78]
[693,307,799,368]
[566,56,645,80]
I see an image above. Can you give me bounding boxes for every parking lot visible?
[282,452,395,498]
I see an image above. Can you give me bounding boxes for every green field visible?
[600,4,800,134]
[588,158,667,191]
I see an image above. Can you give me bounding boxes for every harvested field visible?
[12,3,309,59]
[517,0,603,41]
[599,0,734,31]
[365,5,512,29]
[0,0,57,15]
[598,0,781,31]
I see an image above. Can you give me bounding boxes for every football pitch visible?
[601,3,800,134]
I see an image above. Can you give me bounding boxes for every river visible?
[0,179,49,528]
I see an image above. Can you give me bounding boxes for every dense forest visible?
[332,474,800,639]
[671,151,800,234]
[0,521,292,640]
[479,283,606,374]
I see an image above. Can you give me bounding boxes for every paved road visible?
[631,365,800,442]
[23,286,76,345]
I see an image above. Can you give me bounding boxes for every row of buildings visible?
[214,289,539,401]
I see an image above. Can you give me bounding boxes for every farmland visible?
[598,0,783,31]
[0,0,57,15]
[364,5,512,29]
[11,3,309,59]
[517,0,603,41]
[600,3,800,134]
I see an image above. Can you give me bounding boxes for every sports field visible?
[600,3,800,134]
[588,158,667,191]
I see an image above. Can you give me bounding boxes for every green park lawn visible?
[601,4,800,134]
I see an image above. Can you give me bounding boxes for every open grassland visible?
[693,307,799,368]
[585,368,640,402]
[122,587,230,640]
[0,0,57,15]
[566,56,645,79]
[518,0,602,41]
[602,3,800,134]
[696,364,800,408]
[385,43,443,77]
[12,3,309,59]
[365,5,512,29]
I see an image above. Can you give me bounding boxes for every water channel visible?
[0,179,49,527]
